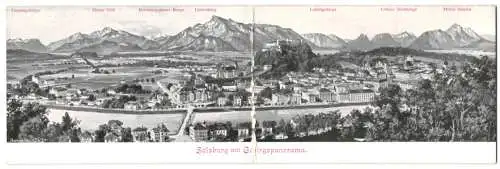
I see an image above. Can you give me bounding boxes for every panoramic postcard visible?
[6,5,496,143]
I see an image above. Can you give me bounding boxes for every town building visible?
[262,121,276,136]
[221,81,237,92]
[308,94,319,103]
[347,89,375,103]
[216,65,237,79]
[132,127,149,142]
[79,132,93,143]
[272,93,290,106]
[210,123,228,139]
[319,88,336,103]
[217,96,228,106]
[150,124,169,142]
[104,133,120,143]
[263,65,273,71]
[124,101,139,110]
[290,93,302,105]
[233,95,242,106]
[189,123,209,141]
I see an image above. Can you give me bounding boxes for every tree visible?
[61,112,75,131]
[87,94,96,101]
[121,127,133,142]
[276,118,287,133]
[43,122,63,142]
[365,56,496,142]
[7,101,49,141]
[94,124,108,142]
[18,116,49,142]
[259,87,273,99]
[48,94,56,100]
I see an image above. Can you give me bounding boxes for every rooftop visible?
[350,89,374,93]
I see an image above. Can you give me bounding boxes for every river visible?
[193,105,372,123]
[47,104,372,133]
[47,109,184,134]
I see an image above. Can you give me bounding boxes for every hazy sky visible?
[7,6,496,44]
[7,6,253,44]
[255,6,496,39]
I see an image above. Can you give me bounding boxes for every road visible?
[175,105,194,137]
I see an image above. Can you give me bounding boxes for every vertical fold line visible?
[249,5,258,164]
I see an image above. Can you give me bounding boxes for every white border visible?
[1,0,499,167]
[5,142,496,164]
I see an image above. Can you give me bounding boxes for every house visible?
[31,75,41,84]
[49,87,68,97]
[273,133,288,140]
[216,65,237,79]
[107,90,116,95]
[319,88,335,102]
[7,80,21,89]
[348,89,375,103]
[214,126,228,137]
[124,101,139,110]
[263,65,273,71]
[210,123,228,139]
[104,133,120,143]
[272,93,290,106]
[221,82,237,92]
[217,97,228,106]
[237,123,250,139]
[189,123,209,141]
[79,131,93,143]
[307,127,318,136]
[150,124,169,142]
[337,93,350,103]
[132,127,149,142]
[69,98,81,106]
[233,95,242,106]
[290,93,302,105]
[262,121,276,136]
[95,99,105,106]
[308,94,319,103]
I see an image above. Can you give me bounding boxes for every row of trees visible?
[115,84,151,94]
[101,95,137,109]
[133,78,156,83]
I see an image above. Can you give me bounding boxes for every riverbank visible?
[45,102,373,115]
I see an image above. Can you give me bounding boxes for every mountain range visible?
[6,16,496,54]
[7,39,48,53]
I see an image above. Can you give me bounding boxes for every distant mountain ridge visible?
[409,24,494,51]
[8,18,495,53]
[45,27,159,54]
[7,38,48,53]
[160,15,316,52]
[301,33,346,49]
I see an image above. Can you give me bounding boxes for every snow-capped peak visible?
[445,23,481,46]
[90,26,119,38]
[393,31,414,38]
[68,32,88,40]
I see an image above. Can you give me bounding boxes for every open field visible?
[8,51,251,88]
